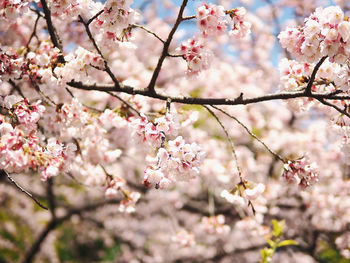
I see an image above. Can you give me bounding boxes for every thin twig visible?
[316,98,350,119]
[105,91,142,117]
[204,106,256,215]
[203,106,243,182]
[1,170,48,210]
[78,15,121,90]
[132,24,165,43]
[211,105,285,162]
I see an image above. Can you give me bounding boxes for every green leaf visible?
[266,239,275,248]
[277,240,298,247]
[271,219,284,238]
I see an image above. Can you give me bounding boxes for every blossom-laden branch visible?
[39,0,65,63]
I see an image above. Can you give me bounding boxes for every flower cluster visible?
[336,232,350,259]
[196,3,227,37]
[94,0,136,42]
[172,230,195,247]
[282,157,318,189]
[131,113,179,148]
[1,0,29,20]
[279,6,350,63]
[178,38,213,75]
[226,7,251,38]
[52,99,122,166]
[0,97,76,180]
[199,215,230,235]
[54,47,103,84]
[105,177,125,199]
[118,191,141,213]
[179,4,250,75]
[143,136,205,188]
[221,182,266,206]
[0,51,22,83]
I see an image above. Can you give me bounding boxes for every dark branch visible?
[78,15,121,90]
[146,0,189,94]
[1,170,48,210]
[67,80,350,108]
[40,0,65,63]
[304,56,327,95]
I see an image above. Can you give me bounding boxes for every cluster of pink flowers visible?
[93,0,136,42]
[196,3,227,37]
[336,232,350,259]
[131,113,179,148]
[172,230,196,247]
[199,214,230,235]
[279,6,350,63]
[178,4,250,75]
[196,4,251,38]
[54,47,104,84]
[221,181,266,207]
[118,191,141,213]
[226,7,251,38]
[0,50,22,83]
[48,0,90,17]
[143,136,205,189]
[1,0,29,20]
[282,157,318,189]
[177,38,213,75]
[0,96,76,180]
[102,167,141,213]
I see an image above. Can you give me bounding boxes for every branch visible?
[40,0,65,63]
[67,81,350,107]
[132,24,165,43]
[1,170,48,210]
[203,106,256,215]
[78,15,121,90]
[87,9,104,25]
[105,91,142,117]
[147,0,189,94]
[46,178,56,219]
[211,105,285,162]
[316,98,350,119]
[304,56,327,95]
[21,198,120,263]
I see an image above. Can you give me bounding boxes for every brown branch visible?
[40,0,65,63]
[316,98,350,119]
[21,198,120,263]
[25,13,41,52]
[132,24,165,43]
[147,0,189,94]
[78,15,121,90]
[181,15,196,21]
[46,178,56,219]
[87,9,104,25]
[1,170,48,210]
[67,80,350,107]
[304,56,327,95]
[105,91,142,117]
